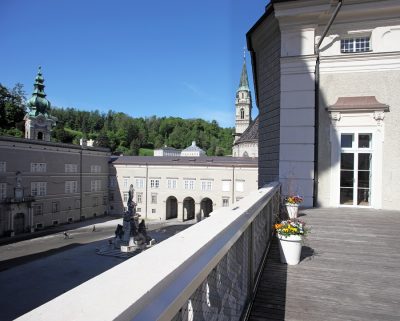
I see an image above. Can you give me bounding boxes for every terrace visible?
[18,183,400,321]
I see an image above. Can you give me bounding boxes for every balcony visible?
[17,184,400,321]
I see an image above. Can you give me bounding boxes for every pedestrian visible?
[92,225,96,232]
[64,232,69,239]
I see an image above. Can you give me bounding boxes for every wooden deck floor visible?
[248,208,400,321]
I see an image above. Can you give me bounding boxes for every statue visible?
[116,184,154,252]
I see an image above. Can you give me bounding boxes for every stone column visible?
[177,201,184,222]
[195,202,201,222]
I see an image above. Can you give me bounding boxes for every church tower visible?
[24,67,56,141]
[234,51,252,142]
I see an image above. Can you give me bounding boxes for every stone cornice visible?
[320,51,400,73]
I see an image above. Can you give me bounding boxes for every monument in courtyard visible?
[114,184,154,252]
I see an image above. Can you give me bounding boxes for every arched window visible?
[240,108,245,119]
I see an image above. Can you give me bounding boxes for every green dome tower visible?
[24,67,57,141]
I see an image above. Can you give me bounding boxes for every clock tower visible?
[24,67,56,141]
[234,52,252,143]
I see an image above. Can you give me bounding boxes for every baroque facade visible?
[0,69,110,236]
[109,156,258,221]
[247,0,400,209]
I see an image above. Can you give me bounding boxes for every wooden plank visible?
[248,208,400,321]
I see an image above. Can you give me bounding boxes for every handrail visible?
[17,182,280,321]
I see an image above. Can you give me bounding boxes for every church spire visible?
[237,50,250,92]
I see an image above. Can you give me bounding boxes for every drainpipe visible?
[232,165,235,204]
[313,0,342,207]
[145,163,148,219]
[80,148,83,219]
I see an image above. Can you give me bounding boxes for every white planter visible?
[286,203,299,219]
[277,234,302,265]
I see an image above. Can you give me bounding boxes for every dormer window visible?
[341,37,371,53]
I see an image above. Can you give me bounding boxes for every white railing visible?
[17,182,280,321]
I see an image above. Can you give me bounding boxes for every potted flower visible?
[284,195,303,219]
[274,219,308,265]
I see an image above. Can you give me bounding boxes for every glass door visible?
[339,133,372,206]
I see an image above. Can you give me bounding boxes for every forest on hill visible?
[0,83,234,156]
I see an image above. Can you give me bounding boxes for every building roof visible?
[111,156,258,167]
[0,135,110,153]
[234,116,259,145]
[182,141,205,154]
[155,146,180,152]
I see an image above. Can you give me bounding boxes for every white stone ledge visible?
[17,182,280,321]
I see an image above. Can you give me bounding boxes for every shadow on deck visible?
[248,207,400,321]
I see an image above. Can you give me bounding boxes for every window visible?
[123,192,129,202]
[93,197,98,207]
[109,176,117,189]
[137,208,141,212]
[136,178,144,189]
[240,108,244,119]
[52,202,59,213]
[31,182,47,196]
[236,180,244,192]
[103,196,107,205]
[123,177,129,189]
[0,161,6,172]
[65,181,78,193]
[91,180,101,192]
[184,179,195,190]
[109,193,114,201]
[65,164,78,173]
[91,165,101,173]
[341,37,370,53]
[150,179,160,189]
[222,198,229,207]
[201,180,213,191]
[167,179,177,189]
[151,193,157,204]
[31,163,47,172]
[137,192,143,204]
[0,183,6,200]
[222,180,230,192]
[75,199,80,209]
[33,204,43,216]
[152,209,156,214]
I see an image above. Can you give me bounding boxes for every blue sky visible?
[1,0,267,128]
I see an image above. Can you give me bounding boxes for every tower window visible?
[240,108,245,119]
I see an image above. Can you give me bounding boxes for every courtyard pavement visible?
[0,218,193,321]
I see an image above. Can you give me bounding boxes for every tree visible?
[0,83,26,132]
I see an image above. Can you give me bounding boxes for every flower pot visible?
[277,234,302,265]
[285,203,299,219]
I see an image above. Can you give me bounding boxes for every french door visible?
[339,133,372,206]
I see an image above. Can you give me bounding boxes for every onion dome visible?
[27,66,51,116]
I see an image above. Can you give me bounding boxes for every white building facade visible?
[248,0,400,209]
[109,156,258,221]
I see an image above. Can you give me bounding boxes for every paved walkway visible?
[0,220,193,321]
[248,208,400,321]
